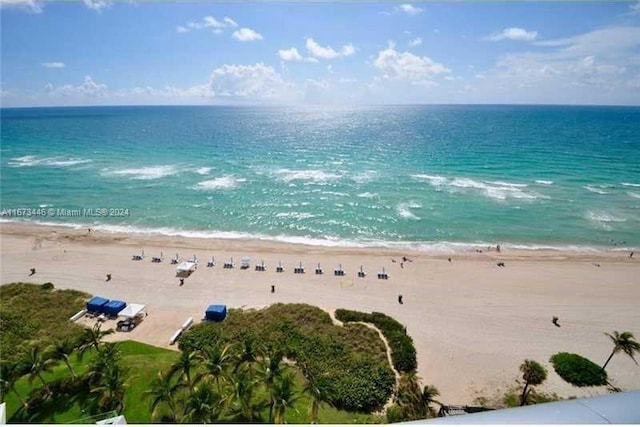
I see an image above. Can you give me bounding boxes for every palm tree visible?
[24,345,56,395]
[84,342,121,387]
[303,372,330,424]
[0,360,29,407]
[91,362,129,413]
[197,344,234,393]
[145,370,182,422]
[224,365,266,422]
[170,350,198,394]
[235,337,260,375]
[601,331,640,372]
[181,381,221,423]
[420,384,441,418]
[78,323,114,360]
[519,359,547,406]
[270,372,300,424]
[50,338,77,378]
[262,348,284,423]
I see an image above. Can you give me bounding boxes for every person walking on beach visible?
[398,294,403,305]
[552,316,560,327]
[29,268,36,276]
[106,273,111,282]
[179,278,184,286]
[271,285,275,293]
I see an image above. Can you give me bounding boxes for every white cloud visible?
[305,38,355,60]
[487,27,538,41]
[45,75,108,98]
[83,0,110,12]
[409,37,422,47]
[224,17,238,27]
[176,15,240,34]
[0,0,42,13]
[278,47,303,61]
[326,64,333,74]
[208,63,294,100]
[41,62,65,69]
[373,42,450,82]
[232,27,263,42]
[630,1,640,13]
[397,4,423,16]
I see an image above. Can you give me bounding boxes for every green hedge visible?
[334,309,417,373]
[550,352,608,387]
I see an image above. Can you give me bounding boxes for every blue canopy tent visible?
[86,296,109,313]
[103,300,127,317]
[205,304,227,322]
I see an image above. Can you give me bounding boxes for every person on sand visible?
[106,273,111,282]
[448,257,452,263]
[29,268,36,276]
[497,244,501,253]
[271,285,275,293]
[400,262,404,269]
[631,252,634,259]
[552,316,560,327]
[398,294,403,304]
[179,278,184,286]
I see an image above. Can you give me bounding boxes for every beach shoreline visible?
[2,221,639,406]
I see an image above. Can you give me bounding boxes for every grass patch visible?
[0,282,89,362]
[335,309,417,373]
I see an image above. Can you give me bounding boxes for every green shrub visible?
[41,282,55,291]
[550,352,608,387]
[180,303,395,413]
[335,309,417,373]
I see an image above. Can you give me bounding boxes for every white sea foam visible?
[194,167,213,175]
[586,210,626,230]
[627,191,640,199]
[2,218,626,253]
[357,192,378,199]
[194,175,246,190]
[275,212,317,220]
[396,201,421,220]
[106,165,179,180]
[9,155,93,168]
[274,168,341,183]
[414,174,540,201]
[412,174,448,187]
[535,180,554,185]
[622,182,640,187]
[351,170,378,184]
[584,185,611,195]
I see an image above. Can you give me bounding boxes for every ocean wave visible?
[9,155,93,168]
[194,175,246,190]
[194,167,212,175]
[535,180,554,185]
[586,210,626,230]
[413,174,540,201]
[104,165,179,180]
[622,182,640,187]
[396,201,421,220]
[274,168,342,183]
[3,218,633,253]
[275,212,318,220]
[351,170,378,184]
[584,185,612,195]
[627,191,640,199]
[357,192,378,199]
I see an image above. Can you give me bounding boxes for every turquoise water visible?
[1,105,639,251]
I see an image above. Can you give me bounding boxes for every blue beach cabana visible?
[86,296,109,313]
[205,304,227,322]
[103,300,127,317]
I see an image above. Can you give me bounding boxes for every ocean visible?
[1,105,639,252]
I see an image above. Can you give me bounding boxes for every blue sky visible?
[1,0,640,106]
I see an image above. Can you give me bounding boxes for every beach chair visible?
[241,257,251,270]
[188,254,198,264]
[224,257,234,269]
[132,249,144,261]
[357,265,366,278]
[171,253,180,265]
[255,260,266,271]
[377,267,389,280]
[276,261,284,273]
[334,264,345,276]
[294,261,305,274]
[315,263,323,275]
[151,251,164,263]
[207,257,215,268]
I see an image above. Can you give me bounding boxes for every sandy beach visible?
[1,222,639,406]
